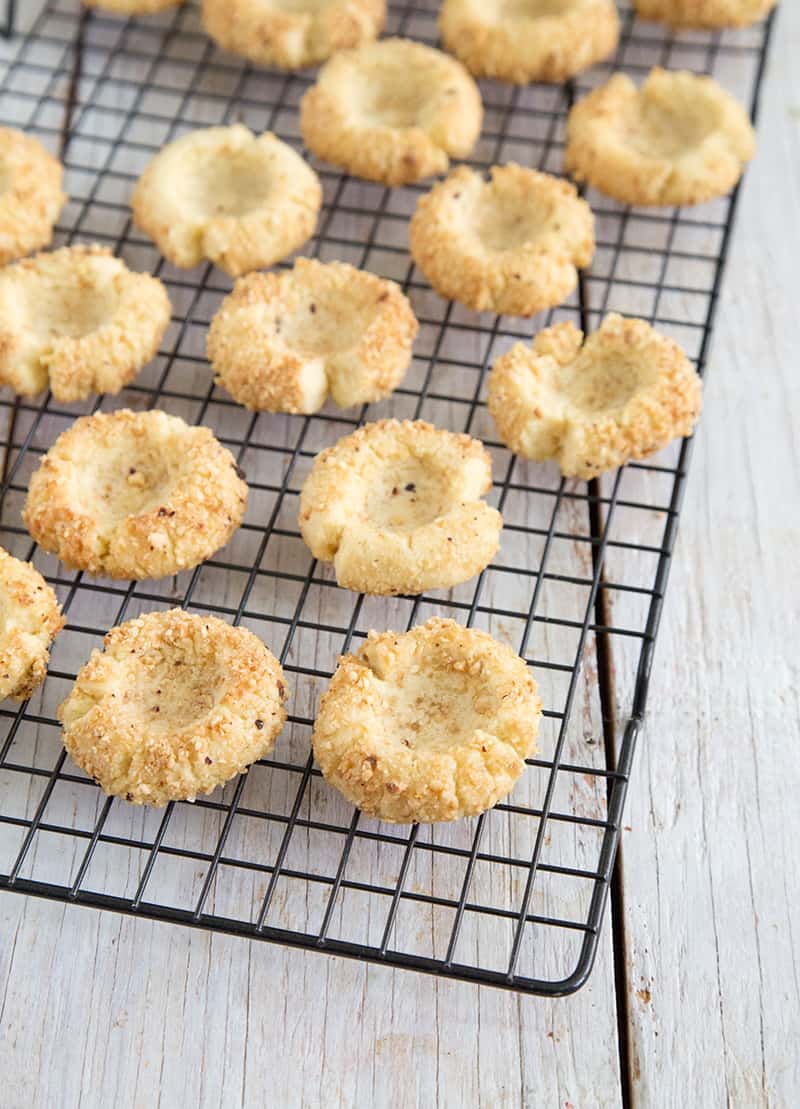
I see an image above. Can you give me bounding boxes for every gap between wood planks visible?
[578,258,633,1108]
[588,479,634,1109]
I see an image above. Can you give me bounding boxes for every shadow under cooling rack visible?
[0,0,775,995]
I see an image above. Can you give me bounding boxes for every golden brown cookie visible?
[23,409,248,580]
[0,128,65,266]
[0,547,65,702]
[313,617,541,823]
[208,259,418,414]
[439,0,619,84]
[565,68,755,207]
[84,1,184,12]
[633,0,775,28]
[409,164,595,316]
[0,245,171,402]
[59,608,288,806]
[131,124,321,276]
[299,419,502,595]
[202,0,385,69]
[300,38,482,185]
[488,314,703,478]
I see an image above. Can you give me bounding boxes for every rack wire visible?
[0,0,774,995]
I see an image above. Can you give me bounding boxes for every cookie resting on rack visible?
[84,1,185,13]
[312,618,542,823]
[488,314,703,478]
[299,419,502,595]
[202,0,385,69]
[0,127,66,266]
[0,547,65,703]
[409,164,595,317]
[439,0,619,85]
[23,409,248,580]
[131,124,322,276]
[0,245,171,402]
[633,0,775,29]
[565,68,756,207]
[300,38,483,185]
[208,259,418,414]
[59,608,288,806]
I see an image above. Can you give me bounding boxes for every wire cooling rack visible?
[0,0,774,996]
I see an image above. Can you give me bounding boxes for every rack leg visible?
[2,0,15,39]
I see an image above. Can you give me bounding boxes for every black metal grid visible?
[0,0,774,995]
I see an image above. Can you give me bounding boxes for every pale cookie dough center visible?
[32,282,119,340]
[381,671,485,751]
[80,436,177,528]
[473,194,551,252]
[185,151,275,219]
[629,99,716,160]
[279,293,374,356]
[498,0,581,17]
[365,461,450,531]
[126,655,224,734]
[351,65,438,129]
[561,353,648,413]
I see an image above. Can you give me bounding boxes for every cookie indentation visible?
[300,38,482,185]
[0,245,170,402]
[439,0,619,84]
[312,618,542,823]
[488,314,703,478]
[59,609,288,807]
[0,127,66,266]
[131,124,321,276]
[299,419,502,595]
[0,547,65,702]
[23,409,248,580]
[565,68,755,207]
[208,259,417,413]
[202,0,385,69]
[409,164,595,317]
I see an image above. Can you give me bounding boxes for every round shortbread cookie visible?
[299,419,502,596]
[633,0,775,29]
[0,128,66,266]
[0,245,171,402]
[409,164,595,317]
[488,313,703,478]
[23,409,248,580]
[131,124,322,276]
[83,1,185,13]
[312,617,542,823]
[0,547,65,702]
[565,68,755,207]
[202,0,385,70]
[439,0,619,85]
[59,608,288,806]
[208,258,418,414]
[300,38,482,185]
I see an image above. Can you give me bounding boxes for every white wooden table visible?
[0,3,798,1106]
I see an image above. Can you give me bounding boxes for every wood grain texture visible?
[602,5,800,1105]
[0,3,624,1107]
[0,892,622,1107]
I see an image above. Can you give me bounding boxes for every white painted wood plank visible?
[601,5,800,1105]
[1,889,623,1108]
[0,2,623,1106]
